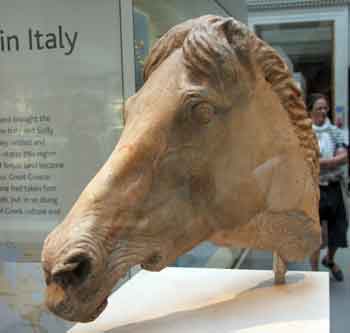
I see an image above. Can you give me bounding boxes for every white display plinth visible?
[69,268,329,333]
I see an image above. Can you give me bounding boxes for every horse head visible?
[42,15,320,322]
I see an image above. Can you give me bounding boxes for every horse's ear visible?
[215,17,248,48]
[215,17,256,82]
[218,18,236,43]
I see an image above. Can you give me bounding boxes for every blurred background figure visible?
[308,93,348,281]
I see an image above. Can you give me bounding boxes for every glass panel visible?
[0,1,122,331]
[0,0,124,260]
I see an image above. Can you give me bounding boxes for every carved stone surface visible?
[41,15,321,323]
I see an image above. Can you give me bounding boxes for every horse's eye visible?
[192,102,215,125]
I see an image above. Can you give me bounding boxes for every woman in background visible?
[309,93,348,281]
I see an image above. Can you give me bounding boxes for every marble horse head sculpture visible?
[42,15,321,322]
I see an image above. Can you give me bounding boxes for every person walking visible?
[309,93,348,281]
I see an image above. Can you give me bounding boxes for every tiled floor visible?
[240,248,350,333]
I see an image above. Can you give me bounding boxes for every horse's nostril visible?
[52,254,92,287]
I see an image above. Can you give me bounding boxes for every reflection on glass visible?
[0,0,124,256]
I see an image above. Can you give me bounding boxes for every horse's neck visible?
[211,79,308,230]
[252,77,301,159]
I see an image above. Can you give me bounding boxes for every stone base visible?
[69,268,329,333]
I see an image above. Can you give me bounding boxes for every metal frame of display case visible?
[120,0,136,101]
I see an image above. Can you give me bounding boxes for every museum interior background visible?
[0,1,349,332]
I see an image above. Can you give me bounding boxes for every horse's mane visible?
[143,15,319,187]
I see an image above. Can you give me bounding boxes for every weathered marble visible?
[41,15,321,323]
